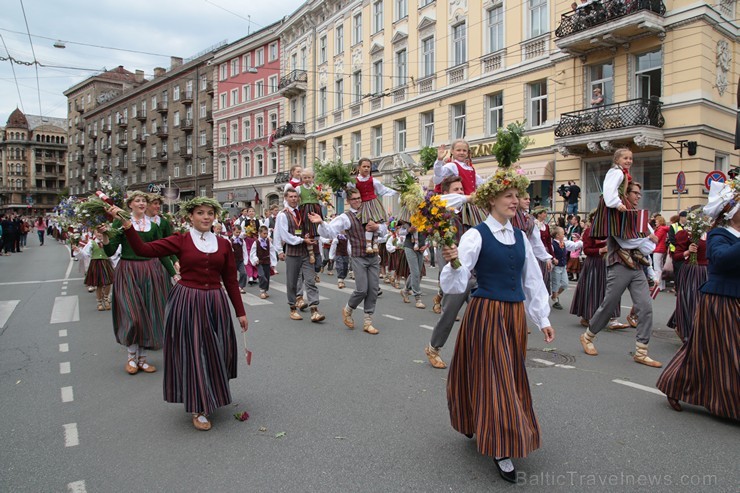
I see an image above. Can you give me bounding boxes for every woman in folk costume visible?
[433,140,487,228]
[346,158,397,253]
[440,162,554,483]
[101,191,176,375]
[108,197,247,431]
[80,229,115,311]
[657,179,739,420]
[532,207,554,295]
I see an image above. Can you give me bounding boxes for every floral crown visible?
[474,122,532,210]
[124,190,150,207]
[179,197,223,216]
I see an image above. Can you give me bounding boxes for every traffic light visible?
[687,141,697,156]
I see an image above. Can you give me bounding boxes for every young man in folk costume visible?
[275,189,325,322]
[309,188,387,334]
[249,225,277,299]
[346,158,397,254]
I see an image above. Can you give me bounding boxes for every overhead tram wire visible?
[0,33,25,112]
[19,0,43,116]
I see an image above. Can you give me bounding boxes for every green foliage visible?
[314,159,355,192]
[418,146,438,174]
[492,121,533,168]
[390,169,418,194]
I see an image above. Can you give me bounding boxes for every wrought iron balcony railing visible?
[278,70,308,90]
[274,122,306,140]
[555,0,665,38]
[554,97,664,137]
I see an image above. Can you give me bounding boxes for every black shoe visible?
[494,458,517,484]
[377,289,383,297]
[464,433,474,439]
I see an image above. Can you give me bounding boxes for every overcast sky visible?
[0,0,306,125]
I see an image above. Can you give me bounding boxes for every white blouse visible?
[189,227,218,253]
[440,215,552,331]
[602,167,626,208]
[433,159,485,187]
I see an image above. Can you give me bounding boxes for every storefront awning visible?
[518,161,554,181]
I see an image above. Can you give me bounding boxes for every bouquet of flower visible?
[410,192,461,269]
[244,224,257,237]
[74,197,130,239]
[316,188,334,207]
[391,169,425,211]
[418,146,438,174]
[493,121,532,167]
[314,159,355,193]
[96,175,127,208]
[685,209,712,264]
[54,196,79,220]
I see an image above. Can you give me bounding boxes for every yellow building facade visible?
[275,0,738,217]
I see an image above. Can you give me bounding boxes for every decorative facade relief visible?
[319,66,328,86]
[587,142,601,153]
[352,47,363,71]
[716,39,731,96]
[334,58,344,78]
[633,135,662,148]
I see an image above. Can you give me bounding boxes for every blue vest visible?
[471,223,526,302]
[701,227,740,298]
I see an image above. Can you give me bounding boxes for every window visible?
[396,49,407,87]
[335,25,344,55]
[174,166,180,178]
[421,111,434,147]
[199,131,207,146]
[395,119,407,152]
[373,60,383,93]
[243,84,251,102]
[269,42,278,61]
[715,153,729,173]
[219,64,227,81]
[452,23,467,65]
[300,47,307,69]
[528,81,548,127]
[589,61,614,106]
[256,153,264,176]
[373,0,383,33]
[268,75,278,94]
[255,48,264,66]
[270,151,278,174]
[335,79,344,111]
[395,0,408,21]
[319,87,327,116]
[318,141,327,161]
[199,103,207,119]
[319,36,327,64]
[231,157,239,179]
[151,96,157,110]
[242,54,252,72]
[173,111,180,127]
[351,131,362,161]
[220,93,227,109]
[199,159,206,174]
[634,49,662,99]
[452,103,466,139]
[353,13,363,45]
[151,144,157,158]
[199,74,207,91]
[255,81,264,98]
[269,112,278,132]
[230,58,239,76]
[352,71,363,104]
[231,89,239,106]
[220,126,228,146]
[333,137,343,160]
[421,36,435,78]
[220,160,227,180]
[487,6,504,53]
[372,125,382,156]
[420,0,434,6]
[486,92,503,135]
[173,86,180,101]
[585,156,662,215]
[231,123,239,143]
[529,0,548,38]
[256,116,264,138]
[188,161,195,176]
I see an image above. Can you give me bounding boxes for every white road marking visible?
[67,480,87,493]
[420,324,434,330]
[61,291,67,296]
[532,358,555,366]
[59,343,69,353]
[268,281,329,300]
[59,329,67,337]
[0,278,84,287]
[382,314,403,321]
[61,386,74,402]
[612,379,666,396]
[62,281,69,286]
[240,292,272,306]
[60,362,71,374]
[50,296,80,324]
[64,255,74,280]
[0,300,20,330]
[63,423,79,447]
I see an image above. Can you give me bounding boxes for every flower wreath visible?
[179,196,223,217]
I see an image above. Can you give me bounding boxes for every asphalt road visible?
[0,240,737,493]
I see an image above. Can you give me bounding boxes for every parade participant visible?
[579,181,663,367]
[657,179,739,420]
[400,224,427,309]
[320,235,334,275]
[146,193,174,237]
[533,207,554,294]
[433,141,487,227]
[276,189,324,322]
[549,226,583,310]
[79,230,115,311]
[249,225,277,299]
[441,165,553,483]
[652,214,670,291]
[242,219,259,285]
[384,228,401,288]
[296,169,323,265]
[231,225,248,293]
[346,158,397,253]
[512,192,553,283]
[667,211,688,284]
[35,216,46,246]
[101,191,176,375]
[285,165,303,192]
[330,231,351,289]
[310,188,386,334]
[109,197,247,431]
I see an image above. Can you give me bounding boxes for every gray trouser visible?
[590,263,652,344]
[430,276,477,349]
[285,255,319,307]
[348,256,380,314]
[404,247,425,297]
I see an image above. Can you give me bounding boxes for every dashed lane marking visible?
[59,343,69,353]
[63,423,79,447]
[0,278,84,286]
[67,480,87,493]
[420,324,434,330]
[59,329,67,337]
[531,358,576,369]
[60,362,70,374]
[240,291,272,306]
[61,386,74,403]
[383,314,403,321]
[612,379,666,396]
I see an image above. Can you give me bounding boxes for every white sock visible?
[345,304,353,314]
[495,458,514,472]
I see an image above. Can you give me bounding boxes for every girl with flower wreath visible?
[346,157,398,254]
[440,161,554,483]
[432,140,487,227]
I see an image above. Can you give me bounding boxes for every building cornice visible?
[211,22,283,65]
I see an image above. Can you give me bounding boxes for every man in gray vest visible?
[275,189,324,322]
[309,188,386,334]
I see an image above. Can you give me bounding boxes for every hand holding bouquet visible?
[410,193,461,269]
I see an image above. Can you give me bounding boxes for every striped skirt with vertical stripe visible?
[656,293,739,421]
[666,263,708,341]
[378,242,390,266]
[84,258,114,287]
[111,258,169,350]
[539,259,552,296]
[358,197,388,223]
[570,256,620,320]
[163,283,238,415]
[447,297,541,458]
[388,249,401,272]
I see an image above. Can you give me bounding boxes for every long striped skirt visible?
[300,203,323,238]
[395,250,411,279]
[358,197,387,223]
[656,293,739,421]
[666,263,707,341]
[388,249,401,272]
[84,258,114,287]
[112,258,169,350]
[461,203,487,228]
[539,259,552,296]
[447,297,541,458]
[163,284,238,415]
[396,205,413,224]
[570,256,620,320]
[378,242,390,266]
[590,196,645,239]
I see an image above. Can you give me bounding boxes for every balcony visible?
[75,121,84,131]
[156,126,169,138]
[89,167,98,177]
[75,103,85,113]
[206,81,214,94]
[446,64,468,85]
[273,122,307,147]
[179,147,193,158]
[88,149,98,158]
[156,102,169,113]
[102,145,112,154]
[157,152,169,163]
[392,86,407,104]
[117,140,129,149]
[135,134,148,145]
[135,111,147,122]
[205,111,213,122]
[180,119,194,131]
[78,140,86,148]
[555,0,666,54]
[554,97,665,154]
[75,155,84,164]
[102,124,112,134]
[88,129,98,139]
[205,141,213,153]
[181,90,193,103]
[117,118,128,128]
[116,158,128,169]
[136,157,147,168]
[278,70,308,98]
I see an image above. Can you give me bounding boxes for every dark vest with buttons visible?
[345,211,375,257]
[256,240,271,265]
[283,209,308,257]
[336,237,349,257]
[471,223,526,302]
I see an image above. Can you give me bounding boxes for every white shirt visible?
[347,174,398,197]
[274,209,305,246]
[189,227,218,253]
[317,209,388,239]
[131,215,152,232]
[249,238,277,267]
[433,159,485,187]
[527,225,553,262]
[440,215,552,331]
[603,167,626,208]
[615,224,656,255]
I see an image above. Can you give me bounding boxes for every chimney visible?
[153,67,166,77]
[170,56,183,68]
[135,70,145,84]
